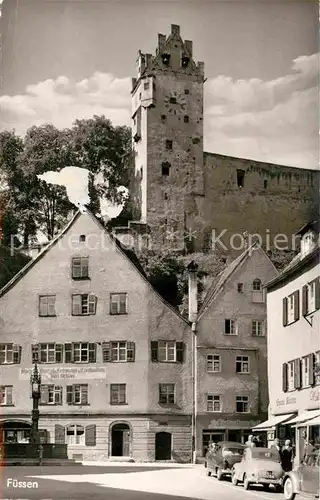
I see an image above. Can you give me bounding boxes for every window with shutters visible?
[64,343,96,363]
[66,385,88,405]
[110,293,127,315]
[72,294,97,315]
[151,341,184,363]
[0,386,13,405]
[287,361,295,391]
[71,257,89,279]
[302,356,310,388]
[303,279,319,315]
[159,383,175,404]
[0,344,21,364]
[40,385,62,405]
[207,394,221,412]
[102,341,135,362]
[315,352,320,386]
[236,355,250,373]
[252,320,265,337]
[110,384,126,405]
[39,295,56,316]
[236,395,249,413]
[66,424,85,445]
[206,354,221,373]
[286,291,299,324]
[225,319,237,335]
[32,343,63,364]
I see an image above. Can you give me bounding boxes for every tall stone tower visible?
[131,24,205,252]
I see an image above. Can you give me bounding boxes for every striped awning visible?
[252,413,295,431]
[289,409,320,426]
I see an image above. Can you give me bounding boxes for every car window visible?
[251,449,278,461]
[222,447,244,456]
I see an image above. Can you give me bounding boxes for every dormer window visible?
[181,55,190,67]
[162,53,170,65]
[301,231,316,258]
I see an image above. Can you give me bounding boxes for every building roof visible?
[198,242,276,319]
[0,208,190,325]
[266,245,320,291]
[295,219,320,237]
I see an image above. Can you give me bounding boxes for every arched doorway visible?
[155,432,172,460]
[0,421,31,443]
[111,423,131,457]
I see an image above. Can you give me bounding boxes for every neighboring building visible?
[118,23,319,254]
[193,243,278,457]
[255,220,320,464]
[0,209,193,462]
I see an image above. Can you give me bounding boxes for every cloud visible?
[0,73,132,133]
[204,53,319,168]
[1,53,319,169]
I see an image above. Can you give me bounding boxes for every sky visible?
[0,0,319,210]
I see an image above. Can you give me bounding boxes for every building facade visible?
[0,210,193,462]
[258,220,320,464]
[194,244,278,457]
[123,24,319,254]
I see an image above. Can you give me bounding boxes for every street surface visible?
[0,463,283,500]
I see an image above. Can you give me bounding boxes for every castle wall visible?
[189,153,319,255]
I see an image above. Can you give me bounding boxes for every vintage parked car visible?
[283,451,320,500]
[232,446,283,491]
[205,441,245,480]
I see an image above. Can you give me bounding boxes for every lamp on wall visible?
[30,358,41,445]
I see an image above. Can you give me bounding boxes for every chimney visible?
[171,24,180,36]
[158,34,166,52]
[185,40,193,57]
[145,53,153,68]
[187,260,198,323]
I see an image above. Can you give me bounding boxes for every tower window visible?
[79,235,86,242]
[144,82,150,90]
[139,93,142,100]
[184,116,189,123]
[166,140,173,150]
[161,162,171,176]
[161,115,166,122]
[164,192,168,200]
[237,169,245,188]
[181,55,190,67]
[162,53,170,65]
[185,89,189,95]
[169,97,177,104]
[264,180,268,189]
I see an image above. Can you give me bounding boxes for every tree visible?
[70,116,133,209]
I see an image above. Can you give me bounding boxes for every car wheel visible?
[284,478,296,500]
[216,468,223,481]
[232,473,238,486]
[243,475,250,490]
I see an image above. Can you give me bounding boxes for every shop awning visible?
[289,409,320,426]
[307,415,320,426]
[252,413,295,431]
